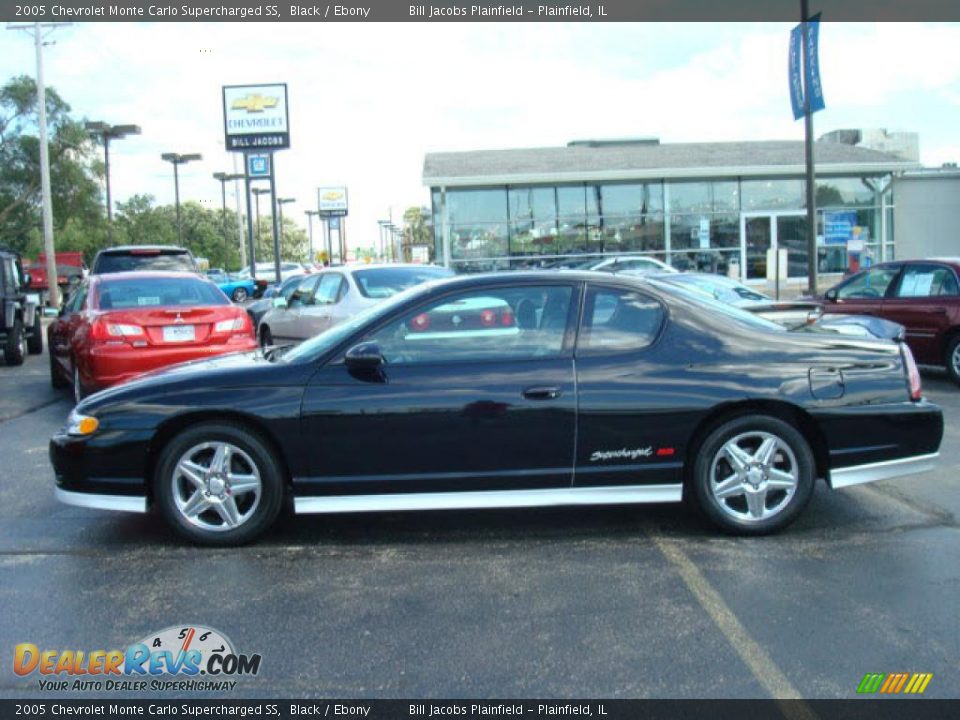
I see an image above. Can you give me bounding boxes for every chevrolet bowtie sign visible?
[318,187,349,217]
[222,83,290,151]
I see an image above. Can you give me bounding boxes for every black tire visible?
[689,415,815,535]
[232,286,249,303]
[259,325,273,348]
[27,313,43,355]
[945,334,960,386]
[154,422,285,546]
[3,319,25,366]
[72,363,87,403]
[50,348,69,389]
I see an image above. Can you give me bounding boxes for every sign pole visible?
[802,0,818,296]
[243,154,256,278]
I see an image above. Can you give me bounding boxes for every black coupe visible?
[50,272,943,545]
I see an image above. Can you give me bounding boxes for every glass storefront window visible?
[668,180,739,213]
[557,185,586,219]
[447,188,508,224]
[816,177,878,207]
[670,213,738,251]
[508,186,556,222]
[740,179,805,211]
[600,182,664,215]
[449,223,508,262]
[600,214,665,253]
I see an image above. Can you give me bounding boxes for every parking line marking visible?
[653,536,819,719]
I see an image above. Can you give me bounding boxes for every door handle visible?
[522,386,561,401]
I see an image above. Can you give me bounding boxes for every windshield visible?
[658,275,771,305]
[282,283,435,363]
[94,251,195,274]
[645,279,784,332]
[96,276,228,309]
[353,266,454,299]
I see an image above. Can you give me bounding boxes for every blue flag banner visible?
[805,12,826,114]
[788,24,804,119]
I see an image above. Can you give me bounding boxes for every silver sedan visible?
[258,264,454,346]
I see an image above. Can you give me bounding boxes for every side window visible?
[895,265,959,298]
[281,278,302,302]
[289,276,319,308]
[578,286,664,354]
[68,285,88,314]
[314,274,344,305]
[366,285,574,365]
[837,266,900,300]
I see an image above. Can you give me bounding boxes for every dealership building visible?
[422,137,918,287]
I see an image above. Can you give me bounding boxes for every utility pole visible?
[7,21,72,309]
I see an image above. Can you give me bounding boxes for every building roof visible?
[423,140,917,187]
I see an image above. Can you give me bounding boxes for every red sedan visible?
[49,272,257,402]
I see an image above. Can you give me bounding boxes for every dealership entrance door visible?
[740,212,809,283]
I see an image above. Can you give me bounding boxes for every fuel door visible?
[809,367,845,400]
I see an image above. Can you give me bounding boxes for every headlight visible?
[66,410,100,437]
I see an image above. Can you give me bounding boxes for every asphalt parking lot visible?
[0,340,957,700]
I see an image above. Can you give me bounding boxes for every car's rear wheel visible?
[945,335,960,386]
[27,313,43,355]
[232,287,248,303]
[49,348,69,389]
[155,422,284,546]
[72,364,87,403]
[259,325,273,348]
[4,319,25,366]
[690,415,815,535]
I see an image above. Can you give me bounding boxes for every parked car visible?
[245,274,306,331]
[51,271,941,546]
[235,261,305,284]
[206,270,262,303]
[820,259,960,383]
[0,248,43,364]
[650,272,904,339]
[25,251,86,307]
[258,264,454,347]
[91,246,198,275]
[572,254,678,275]
[48,272,256,402]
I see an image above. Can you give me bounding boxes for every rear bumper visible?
[829,452,939,489]
[87,340,256,389]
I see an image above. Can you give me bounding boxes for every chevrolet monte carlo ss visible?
[50,272,943,546]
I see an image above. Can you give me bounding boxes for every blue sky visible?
[2,22,958,254]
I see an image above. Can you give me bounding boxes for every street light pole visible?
[160,152,202,245]
[214,172,244,270]
[305,210,319,264]
[277,198,296,259]
[86,122,140,244]
[252,188,270,261]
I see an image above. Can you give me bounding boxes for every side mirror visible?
[345,342,384,371]
[824,288,838,302]
[272,297,288,309]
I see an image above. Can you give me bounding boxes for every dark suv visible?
[821,258,960,384]
[0,248,43,365]
[91,245,198,275]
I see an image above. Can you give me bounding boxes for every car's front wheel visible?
[232,287,248,303]
[154,422,285,546]
[689,415,815,535]
[944,334,960,386]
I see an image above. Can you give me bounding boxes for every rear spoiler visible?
[814,314,906,342]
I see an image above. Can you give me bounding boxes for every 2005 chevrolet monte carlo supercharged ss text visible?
[50,271,943,546]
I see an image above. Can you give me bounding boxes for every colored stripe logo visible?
[857,673,933,694]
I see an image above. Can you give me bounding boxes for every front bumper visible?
[50,428,151,503]
[55,487,146,513]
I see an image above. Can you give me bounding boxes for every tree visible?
[402,206,434,262]
[0,75,105,258]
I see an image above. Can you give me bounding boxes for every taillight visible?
[215,317,246,333]
[90,319,145,344]
[902,343,922,401]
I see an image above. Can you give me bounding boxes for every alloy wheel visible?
[708,431,799,522]
[171,441,262,532]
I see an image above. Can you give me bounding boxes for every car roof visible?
[97,245,191,254]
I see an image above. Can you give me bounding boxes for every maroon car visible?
[821,258,960,384]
